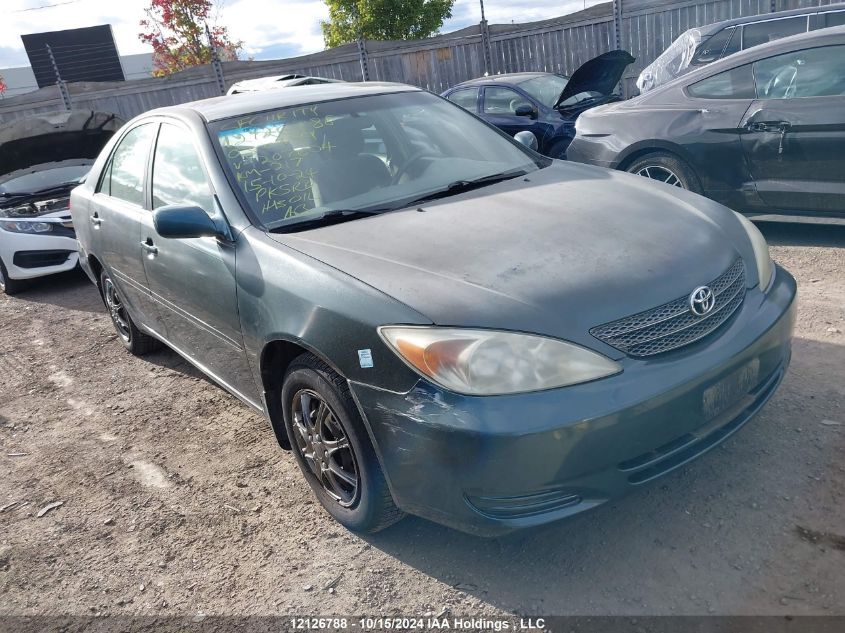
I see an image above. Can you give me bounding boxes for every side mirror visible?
[514,104,536,118]
[153,205,223,239]
[513,131,539,152]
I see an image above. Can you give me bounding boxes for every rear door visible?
[92,122,161,328]
[142,121,257,401]
[740,44,845,213]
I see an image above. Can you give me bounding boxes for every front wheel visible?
[0,257,27,295]
[99,270,160,356]
[626,152,702,194]
[282,354,404,533]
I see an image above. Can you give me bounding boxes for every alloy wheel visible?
[291,389,360,507]
[635,165,685,188]
[103,278,131,343]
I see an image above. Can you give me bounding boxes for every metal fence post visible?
[357,37,371,81]
[205,23,227,95]
[613,0,623,50]
[46,44,72,111]
[479,0,494,75]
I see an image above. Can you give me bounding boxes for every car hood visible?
[269,162,753,356]
[555,50,635,109]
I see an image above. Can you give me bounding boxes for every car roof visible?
[662,24,845,89]
[450,72,559,89]
[147,82,421,123]
[696,1,845,36]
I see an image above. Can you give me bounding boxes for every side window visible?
[483,87,532,115]
[692,27,735,65]
[100,124,156,205]
[753,45,845,100]
[687,64,756,99]
[742,16,807,50]
[152,123,214,212]
[446,88,479,111]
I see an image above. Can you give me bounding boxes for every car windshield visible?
[210,91,545,231]
[0,163,90,195]
[517,74,569,107]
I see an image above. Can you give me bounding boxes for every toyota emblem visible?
[689,286,715,316]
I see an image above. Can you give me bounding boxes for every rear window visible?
[742,16,808,50]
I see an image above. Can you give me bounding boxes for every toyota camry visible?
[70,83,796,536]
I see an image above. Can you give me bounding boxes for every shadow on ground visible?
[6,267,101,314]
[753,217,845,248]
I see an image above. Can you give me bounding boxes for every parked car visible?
[568,27,845,217]
[227,74,343,95]
[71,82,795,536]
[441,50,634,158]
[0,110,122,295]
[637,2,845,93]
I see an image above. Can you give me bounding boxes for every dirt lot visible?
[1,219,843,619]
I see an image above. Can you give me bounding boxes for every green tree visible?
[139,0,241,77]
[321,0,455,48]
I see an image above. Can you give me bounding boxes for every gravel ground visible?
[0,219,843,619]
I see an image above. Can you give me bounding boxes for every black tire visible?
[99,269,160,356]
[0,257,27,296]
[282,353,404,533]
[625,151,702,194]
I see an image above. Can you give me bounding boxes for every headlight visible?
[379,326,622,396]
[734,213,774,290]
[1,221,53,234]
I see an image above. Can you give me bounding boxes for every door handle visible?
[744,120,790,133]
[90,214,103,227]
[140,240,158,256]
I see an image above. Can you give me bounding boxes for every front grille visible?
[591,259,746,357]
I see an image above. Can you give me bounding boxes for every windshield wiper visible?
[402,169,527,207]
[269,207,389,233]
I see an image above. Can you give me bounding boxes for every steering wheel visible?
[391,151,432,184]
[765,65,798,99]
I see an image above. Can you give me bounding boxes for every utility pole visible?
[46,44,72,111]
[479,0,493,75]
[205,23,227,95]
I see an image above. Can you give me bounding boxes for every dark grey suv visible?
[71,83,796,536]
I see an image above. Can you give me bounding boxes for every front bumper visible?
[0,229,78,280]
[350,266,797,536]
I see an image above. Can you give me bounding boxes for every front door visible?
[740,44,845,213]
[481,86,546,141]
[142,121,258,403]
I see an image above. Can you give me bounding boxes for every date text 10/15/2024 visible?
[289,617,548,631]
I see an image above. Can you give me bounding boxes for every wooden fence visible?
[0,0,839,123]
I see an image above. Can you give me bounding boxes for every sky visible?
[1,0,605,70]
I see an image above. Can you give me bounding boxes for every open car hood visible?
[554,50,635,108]
[0,110,123,177]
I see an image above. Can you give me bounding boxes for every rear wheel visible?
[99,270,160,356]
[626,152,702,193]
[282,353,404,533]
[0,258,27,296]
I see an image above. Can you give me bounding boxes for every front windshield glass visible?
[211,91,544,230]
[518,75,568,107]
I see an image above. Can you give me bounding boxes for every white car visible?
[226,74,343,95]
[0,160,89,295]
